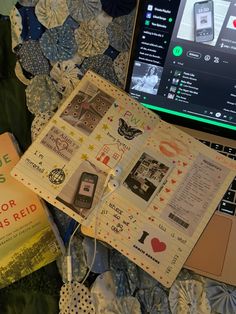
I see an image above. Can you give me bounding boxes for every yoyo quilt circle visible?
[31,111,54,140]
[39,23,77,61]
[35,0,69,29]
[17,40,50,76]
[205,279,236,314]
[106,10,135,52]
[80,54,119,86]
[169,279,211,314]
[67,0,102,23]
[50,60,82,96]
[113,51,129,87]
[26,75,61,114]
[75,19,109,57]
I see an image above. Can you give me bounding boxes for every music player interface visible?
[129,0,236,128]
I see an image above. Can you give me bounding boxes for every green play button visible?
[173,46,183,57]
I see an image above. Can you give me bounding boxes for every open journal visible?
[12,71,236,287]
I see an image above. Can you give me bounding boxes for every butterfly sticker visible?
[118,118,143,140]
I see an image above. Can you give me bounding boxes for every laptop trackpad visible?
[185,214,232,276]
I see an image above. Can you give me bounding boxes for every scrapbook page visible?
[12,71,236,287]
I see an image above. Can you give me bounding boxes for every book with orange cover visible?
[0,132,62,288]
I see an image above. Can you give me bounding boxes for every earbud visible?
[110,165,122,178]
[108,179,120,191]
[102,179,120,201]
[102,165,122,201]
[108,166,122,191]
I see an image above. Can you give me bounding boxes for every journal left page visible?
[12,70,159,226]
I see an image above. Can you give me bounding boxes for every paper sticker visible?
[96,143,125,168]
[117,118,143,140]
[60,85,115,136]
[56,160,107,218]
[41,126,79,161]
[121,151,173,209]
[161,154,230,236]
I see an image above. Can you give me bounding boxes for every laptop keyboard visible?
[199,140,236,216]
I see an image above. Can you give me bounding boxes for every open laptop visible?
[125,0,236,285]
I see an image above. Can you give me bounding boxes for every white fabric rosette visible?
[169,279,212,314]
[35,0,69,29]
[205,279,236,314]
[50,60,82,96]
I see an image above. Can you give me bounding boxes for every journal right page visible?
[83,118,236,288]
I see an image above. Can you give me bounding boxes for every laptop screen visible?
[126,0,236,137]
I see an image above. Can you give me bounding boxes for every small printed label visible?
[41,126,79,161]
[161,154,230,236]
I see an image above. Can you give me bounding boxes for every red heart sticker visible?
[151,238,166,252]
[233,19,236,28]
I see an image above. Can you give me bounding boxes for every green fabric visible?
[0,1,17,16]
[0,18,33,152]
[1,292,59,314]
[0,262,62,314]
